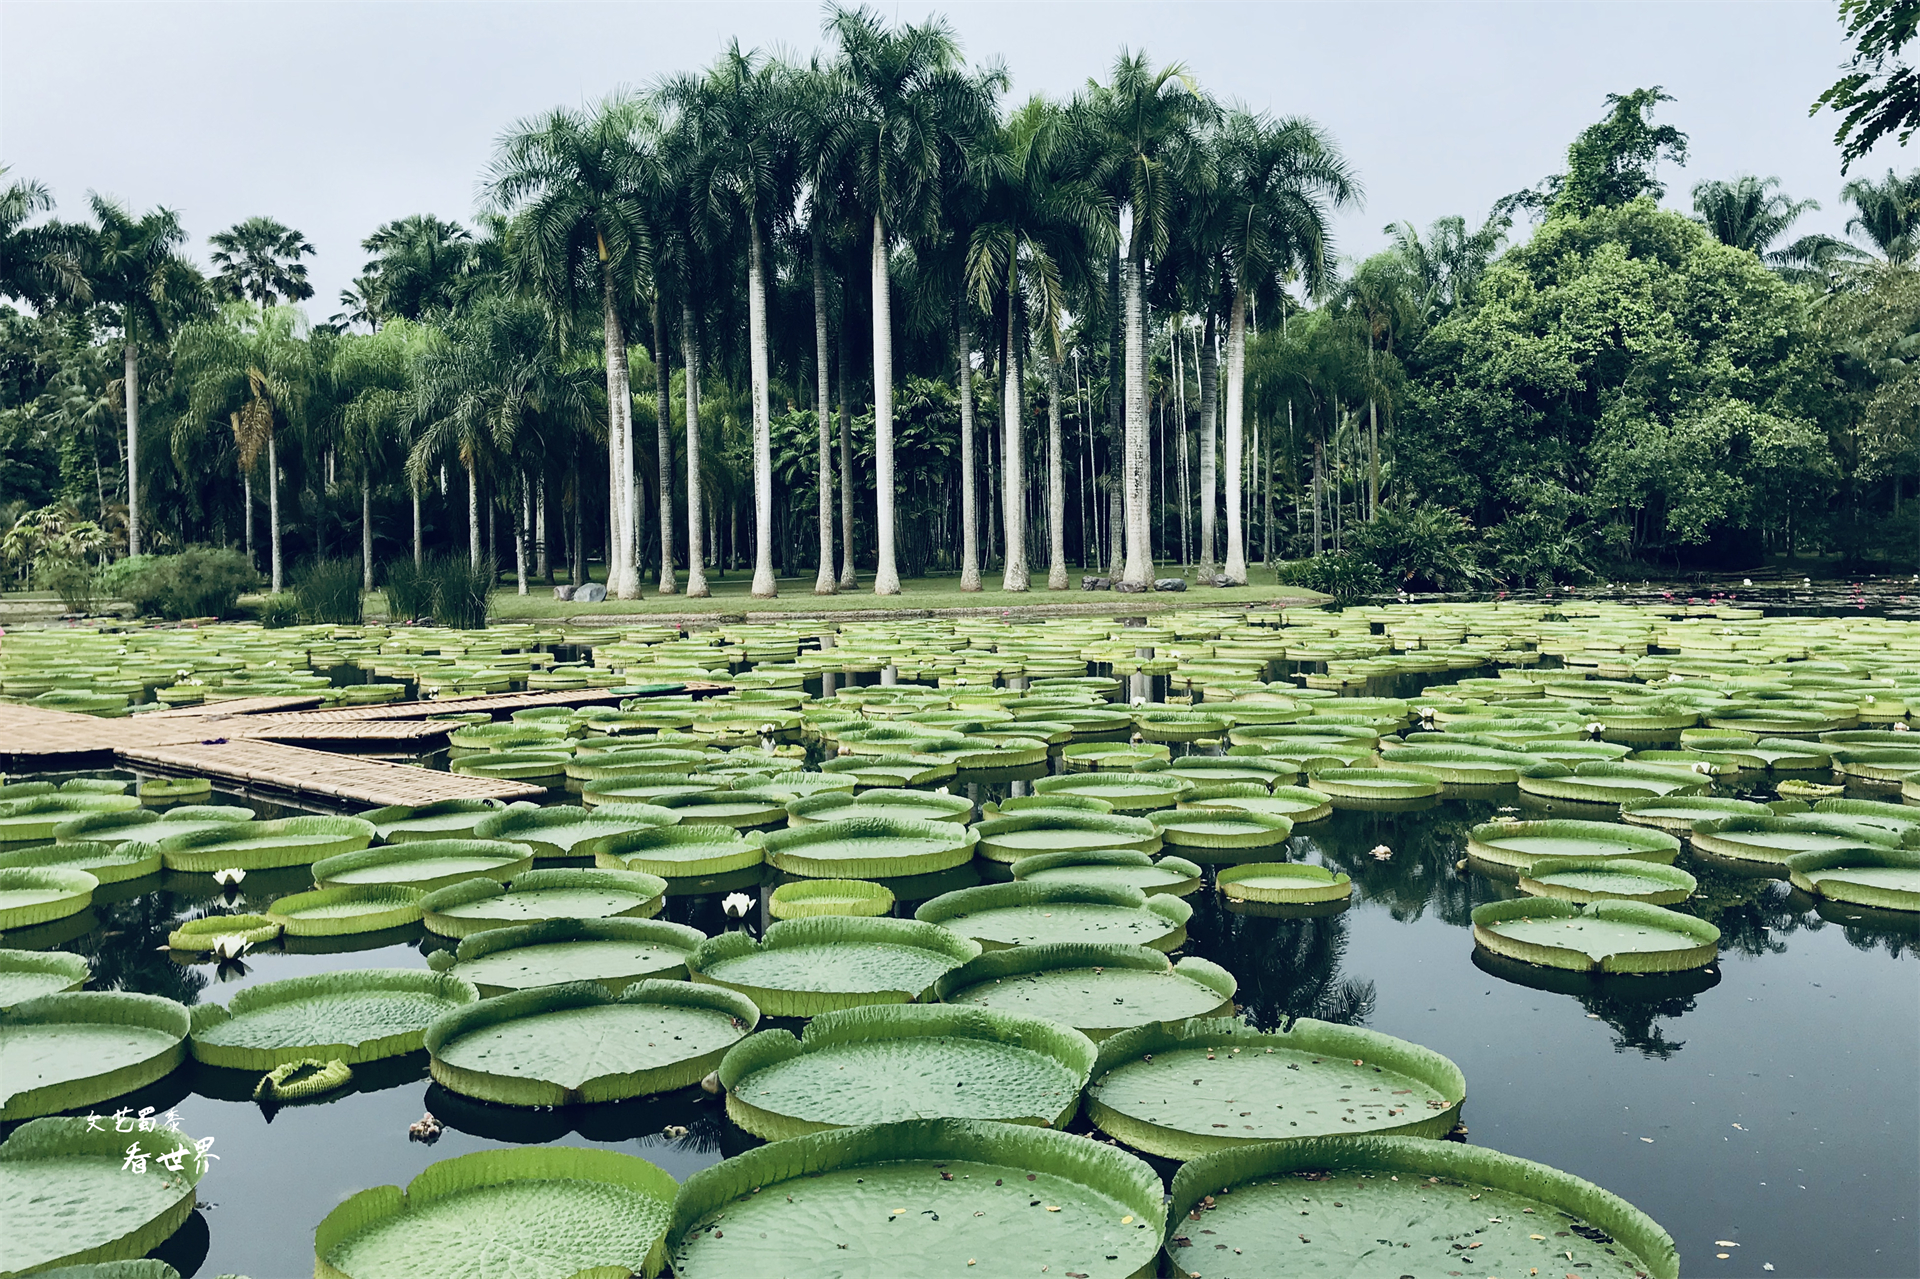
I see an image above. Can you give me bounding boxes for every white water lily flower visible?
[212,868,246,887]
[721,892,753,919]
[208,935,250,961]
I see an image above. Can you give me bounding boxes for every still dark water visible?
[9,772,1916,1279]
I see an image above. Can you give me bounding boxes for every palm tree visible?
[1691,176,1818,255]
[1841,168,1920,263]
[357,215,475,321]
[658,99,712,599]
[826,3,996,594]
[1086,52,1212,588]
[85,195,201,557]
[208,217,316,307]
[487,94,657,600]
[329,319,428,587]
[0,173,89,308]
[1384,211,1506,322]
[795,58,853,596]
[173,304,314,591]
[1217,110,1358,583]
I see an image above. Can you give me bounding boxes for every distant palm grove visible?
[9,5,1920,608]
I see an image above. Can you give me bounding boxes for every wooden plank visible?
[234,719,453,745]
[118,739,545,806]
[141,695,327,718]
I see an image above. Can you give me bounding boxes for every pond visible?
[2,605,1916,1279]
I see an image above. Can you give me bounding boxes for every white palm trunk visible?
[536,475,548,580]
[748,220,777,598]
[466,456,479,567]
[654,297,676,595]
[267,427,282,593]
[1046,352,1067,590]
[1197,312,1218,580]
[1121,252,1152,587]
[361,476,373,593]
[602,273,640,600]
[411,485,422,568]
[123,341,140,556]
[958,311,981,592]
[682,300,709,598]
[1001,301,1029,592]
[812,228,837,595]
[515,471,529,595]
[1223,284,1249,585]
[870,213,900,595]
[838,294,857,590]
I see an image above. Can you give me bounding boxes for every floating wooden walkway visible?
[0,681,728,809]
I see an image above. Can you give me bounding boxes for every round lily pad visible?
[310,839,537,893]
[0,865,97,931]
[1147,807,1294,859]
[1305,767,1440,801]
[1086,1016,1464,1159]
[426,978,757,1106]
[314,1146,678,1279]
[787,788,973,826]
[0,793,140,843]
[448,749,573,782]
[166,912,281,952]
[1516,760,1709,804]
[1180,783,1333,823]
[266,884,426,936]
[1379,742,1534,784]
[0,991,190,1120]
[470,803,678,861]
[0,839,161,886]
[935,942,1237,1041]
[668,1118,1165,1279]
[1010,850,1204,897]
[820,753,959,788]
[0,948,88,1007]
[1163,1134,1678,1279]
[971,812,1162,864]
[1619,795,1774,834]
[1150,756,1299,786]
[768,878,896,920]
[761,815,978,880]
[1784,846,1920,911]
[1519,857,1698,905]
[1688,814,1903,865]
[1466,819,1681,873]
[428,916,708,996]
[916,881,1191,951]
[1032,773,1191,812]
[580,777,723,807]
[719,1004,1096,1140]
[54,805,255,847]
[1471,898,1720,973]
[355,799,533,842]
[156,815,375,873]
[420,868,668,938]
[137,777,212,805]
[1216,862,1352,904]
[188,968,480,1070]
[989,794,1116,817]
[687,916,982,1017]
[0,1118,207,1275]
[594,824,765,878]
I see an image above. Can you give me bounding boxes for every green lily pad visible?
[448,749,573,782]
[470,804,678,860]
[0,839,160,886]
[1689,814,1903,864]
[1061,742,1171,771]
[0,1118,206,1276]
[1305,767,1440,801]
[1466,819,1681,873]
[1378,742,1535,783]
[354,799,534,843]
[137,777,212,805]
[1146,808,1294,859]
[0,865,97,931]
[420,868,668,938]
[719,1004,1096,1141]
[935,943,1237,1041]
[1520,857,1698,905]
[761,815,978,880]
[786,788,973,826]
[1784,846,1920,911]
[644,790,792,829]
[254,1056,352,1102]
[1517,760,1709,804]
[594,824,765,878]
[1179,783,1334,823]
[1086,1016,1464,1158]
[1215,862,1352,904]
[1032,773,1191,812]
[580,777,723,807]
[426,979,756,1106]
[1619,795,1774,834]
[916,881,1191,951]
[188,968,479,1071]
[165,912,280,952]
[428,916,708,997]
[0,992,190,1120]
[1163,1134,1678,1279]
[1810,797,1920,843]
[1149,756,1299,786]
[988,794,1116,817]
[54,805,255,847]
[819,753,959,787]
[0,948,89,1007]
[310,839,536,893]
[1010,850,1203,897]
[266,884,426,936]
[156,815,375,873]
[314,1146,677,1279]
[767,878,895,920]
[0,794,140,843]
[972,812,1162,864]
[668,1119,1164,1279]
[1471,898,1720,972]
[687,916,982,1017]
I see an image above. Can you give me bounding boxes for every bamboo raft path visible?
[0,682,729,809]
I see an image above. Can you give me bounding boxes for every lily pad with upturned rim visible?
[935,942,1236,1041]
[760,815,978,880]
[0,839,161,887]
[137,777,212,805]
[266,884,426,937]
[310,839,536,893]
[1215,862,1351,904]
[1619,795,1774,834]
[0,865,98,931]
[1783,846,1920,911]
[1516,760,1710,805]
[419,868,668,938]
[1032,773,1192,812]
[718,1004,1096,1140]
[686,916,981,1017]
[915,881,1191,951]
[187,968,480,1071]
[767,878,895,920]
[253,1056,352,1102]
[1519,857,1697,905]
[156,815,375,873]
[0,1118,206,1276]
[469,804,678,861]
[1465,819,1681,873]
[0,947,89,1007]
[0,794,141,843]
[353,799,532,843]
[785,788,973,826]
[165,912,281,952]
[971,812,1162,864]
[1178,783,1333,823]
[1688,813,1903,865]
[1146,808,1294,858]
[1471,898,1720,973]
[1010,850,1203,897]
[0,991,190,1120]
[427,916,707,997]
[644,789,792,830]
[53,805,256,847]
[1303,767,1441,801]
[593,824,764,878]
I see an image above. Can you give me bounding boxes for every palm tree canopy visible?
[356,214,476,321]
[1220,110,1361,305]
[208,216,317,308]
[85,194,201,344]
[1841,167,1920,262]
[1691,175,1818,255]
[172,302,314,468]
[0,172,90,308]
[1085,51,1214,267]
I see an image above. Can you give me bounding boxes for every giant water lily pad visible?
[0,1118,206,1276]
[1146,808,1293,859]
[1032,773,1191,812]
[1688,814,1902,865]
[971,813,1161,864]
[1163,1134,1678,1279]
[187,968,479,1070]
[936,943,1236,1041]
[470,804,677,860]
[429,916,707,996]
[0,992,190,1120]
[1471,898,1720,973]
[1519,857,1698,905]
[1149,756,1299,787]
[668,1119,1164,1279]
[1619,795,1774,834]
[767,879,895,920]
[156,815,375,872]
[719,1004,1095,1141]
[1180,783,1333,823]
[311,839,536,893]
[819,753,958,788]
[0,839,161,886]
[165,912,279,952]
[355,800,533,843]
[1784,846,1920,911]
[0,794,140,843]
[54,805,255,846]
[648,790,792,829]
[0,866,97,931]
[1378,742,1534,784]
[1466,819,1681,873]
[420,868,668,938]
[266,884,426,936]
[1215,862,1351,905]
[761,815,977,880]
[1304,767,1440,802]
[426,979,756,1106]
[1516,760,1709,804]
[313,1146,677,1279]
[916,881,1191,951]
[687,916,981,1017]
[0,948,88,1007]
[1010,850,1203,897]
[1085,1016,1464,1159]
[787,788,973,826]
[1810,797,1920,844]
[594,824,764,878]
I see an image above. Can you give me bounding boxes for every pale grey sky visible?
[1,1,1900,313]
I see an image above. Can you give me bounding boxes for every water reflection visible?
[1184,900,1375,1031]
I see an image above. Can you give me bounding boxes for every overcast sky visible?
[2,1,1903,314]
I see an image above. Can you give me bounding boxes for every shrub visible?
[382,558,435,622]
[294,557,365,625]
[257,592,300,628]
[1485,512,1597,590]
[1346,503,1483,592]
[1275,551,1385,601]
[425,555,493,629]
[100,547,258,619]
[38,559,98,613]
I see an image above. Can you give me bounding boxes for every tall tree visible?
[487,94,657,599]
[329,319,428,588]
[1814,0,1920,171]
[1217,110,1358,583]
[796,58,851,595]
[1691,176,1819,255]
[1842,167,1920,261]
[209,216,317,307]
[0,174,89,308]
[356,215,475,321]
[85,195,200,556]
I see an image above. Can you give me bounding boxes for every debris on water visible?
[701,1071,722,1095]
[663,1125,689,1139]
[408,1113,442,1144]
[1370,844,1393,861]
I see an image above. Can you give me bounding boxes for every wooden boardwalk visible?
[117,738,545,805]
